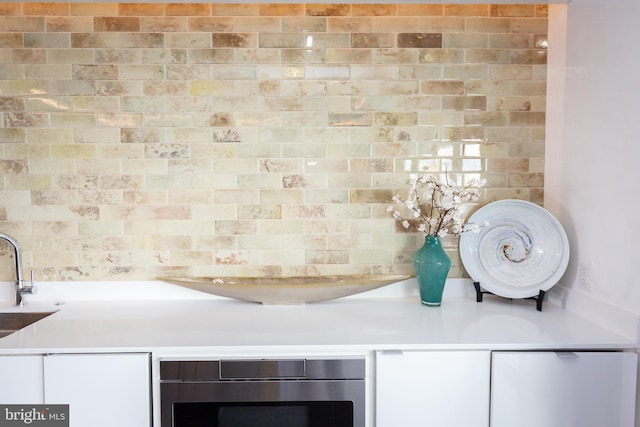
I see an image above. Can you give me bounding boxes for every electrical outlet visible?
[579,262,593,291]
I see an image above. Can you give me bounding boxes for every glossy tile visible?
[0,2,548,281]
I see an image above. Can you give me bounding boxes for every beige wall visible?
[0,3,547,282]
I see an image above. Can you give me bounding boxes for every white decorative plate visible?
[459,199,570,299]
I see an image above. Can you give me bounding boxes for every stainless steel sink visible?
[0,311,54,338]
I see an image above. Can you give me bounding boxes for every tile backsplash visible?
[0,3,547,282]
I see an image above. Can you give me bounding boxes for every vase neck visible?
[424,235,441,245]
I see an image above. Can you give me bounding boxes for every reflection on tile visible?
[0,2,548,281]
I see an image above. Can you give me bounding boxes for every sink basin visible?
[160,274,412,305]
[0,311,55,338]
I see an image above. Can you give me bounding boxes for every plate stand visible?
[472,281,546,312]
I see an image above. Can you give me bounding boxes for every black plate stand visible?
[473,281,546,312]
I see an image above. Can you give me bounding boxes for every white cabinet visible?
[0,355,44,404]
[491,351,638,427]
[44,353,151,427]
[0,353,150,427]
[376,350,491,427]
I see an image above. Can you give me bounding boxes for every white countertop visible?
[0,279,635,354]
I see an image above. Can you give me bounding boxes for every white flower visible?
[389,173,485,237]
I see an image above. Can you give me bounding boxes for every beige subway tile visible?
[144,143,189,159]
[142,49,186,64]
[187,16,233,32]
[71,33,115,48]
[398,4,442,16]
[95,17,140,32]
[260,4,304,16]
[188,48,234,64]
[72,96,119,113]
[118,64,164,80]
[48,80,96,96]
[24,65,70,80]
[23,3,69,16]
[511,18,548,34]
[420,17,464,32]
[0,33,23,49]
[374,48,419,64]
[4,112,49,128]
[464,111,508,126]
[45,48,92,64]
[444,64,488,80]
[306,249,349,264]
[118,33,164,48]
[70,3,117,16]
[0,3,22,16]
[509,111,545,127]
[490,33,533,49]
[511,80,546,95]
[441,127,486,144]
[467,17,511,33]
[0,129,27,144]
[24,129,72,146]
[166,33,212,48]
[166,3,210,16]
[510,49,547,65]
[118,3,164,17]
[443,33,488,49]
[282,17,327,32]
[12,48,47,64]
[50,144,97,159]
[0,64,24,80]
[352,4,396,16]
[49,112,95,128]
[96,81,143,96]
[214,220,257,234]
[94,49,139,64]
[466,48,510,64]
[0,16,45,32]
[305,4,349,16]
[6,174,53,190]
[375,17,421,32]
[444,5,489,17]
[24,33,70,48]
[71,64,117,80]
[373,112,417,126]
[351,33,393,48]
[326,48,373,64]
[233,16,279,32]
[465,80,510,96]
[97,113,143,127]
[328,17,372,32]
[120,96,164,113]
[259,33,304,48]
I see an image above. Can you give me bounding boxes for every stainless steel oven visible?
[160,357,366,427]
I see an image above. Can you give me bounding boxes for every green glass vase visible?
[413,235,452,306]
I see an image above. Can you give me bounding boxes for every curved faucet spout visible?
[0,232,35,306]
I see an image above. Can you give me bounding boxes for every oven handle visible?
[219,359,306,380]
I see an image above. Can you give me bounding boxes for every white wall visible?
[545,0,640,317]
[545,4,640,424]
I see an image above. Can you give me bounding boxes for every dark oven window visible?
[173,401,354,427]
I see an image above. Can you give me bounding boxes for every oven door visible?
[160,359,366,427]
[161,380,365,427]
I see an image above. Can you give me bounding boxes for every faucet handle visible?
[20,270,38,295]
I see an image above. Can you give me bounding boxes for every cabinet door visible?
[491,351,637,427]
[0,355,44,404]
[376,350,491,427]
[44,353,151,427]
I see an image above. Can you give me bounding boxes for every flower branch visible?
[387,174,486,238]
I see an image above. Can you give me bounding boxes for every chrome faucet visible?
[0,232,37,306]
